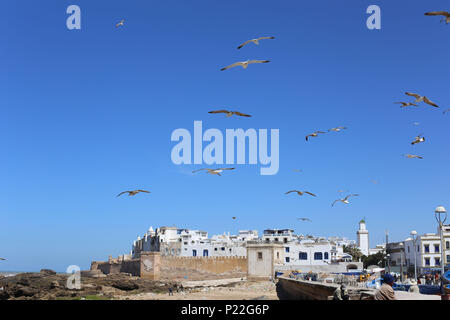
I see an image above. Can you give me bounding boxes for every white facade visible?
[357,219,369,256]
[129,224,367,270]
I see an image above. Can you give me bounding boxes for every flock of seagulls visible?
[111,11,447,228]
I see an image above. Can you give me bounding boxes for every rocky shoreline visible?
[0,269,179,300]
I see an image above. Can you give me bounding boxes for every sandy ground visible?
[394,291,441,300]
[115,279,278,300]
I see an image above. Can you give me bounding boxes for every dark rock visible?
[9,285,38,298]
[0,290,10,300]
[110,281,139,291]
[40,269,57,275]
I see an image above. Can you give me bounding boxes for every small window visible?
[203,250,208,257]
[221,247,225,251]
[424,245,430,253]
[257,252,263,260]
[425,258,430,266]
[277,252,280,259]
[192,250,197,257]
[434,244,440,253]
[299,252,308,260]
[314,252,323,260]
[184,242,187,245]
[283,238,287,243]
[435,258,440,266]
[446,241,450,250]
[214,248,217,251]
[274,238,278,242]
[447,255,450,263]
[285,247,290,253]
[324,252,329,260]
[285,257,290,263]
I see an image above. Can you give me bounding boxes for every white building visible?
[403,225,450,273]
[357,219,369,256]
[128,224,366,273]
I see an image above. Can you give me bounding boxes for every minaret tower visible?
[357,218,369,256]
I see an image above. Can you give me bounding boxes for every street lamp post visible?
[399,242,404,283]
[435,205,447,295]
[410,230,418,281]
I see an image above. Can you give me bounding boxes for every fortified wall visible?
[91,253,247,280]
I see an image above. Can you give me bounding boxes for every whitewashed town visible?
[120,218,449,279]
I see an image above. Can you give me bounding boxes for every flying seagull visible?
[115,19,125,28]
[332,194,359,207]
[411,135,425,145]
[117,190,151,197]
[404,154,423,159]
[297,218,312,222]
[306,131,326,141]
[405,92,439,108]
[220,60,270,71]
[237,36,275,49]
[232,216,237,220]
[0,258,5,261]
[192,168,235,176]
[425,11,450,24]
[395,102,418,108]
[328,126,347,132]
[285,190,317,197]
[208,110,251,117]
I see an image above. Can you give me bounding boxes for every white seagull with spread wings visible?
[220,60,270,71]
[395,102,418,108]
[192,168,235,176]
[208,110,251,117]
[117,189,151,197]
[305,131,326,141]
[411,135,425,145]
[297,218,312,222]
[237,36,275,49]
[332,194,359,207]
[404,154,423,159]
[405,92,439,108]
[425,11,450,24]
[116,19,125,28]
[285,190,317,197]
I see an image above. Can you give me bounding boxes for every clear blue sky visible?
[2,0,449,272]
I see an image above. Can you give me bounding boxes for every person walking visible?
[374,274,397,300]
